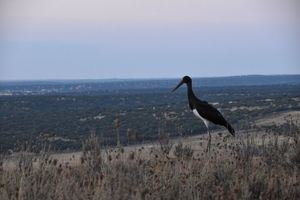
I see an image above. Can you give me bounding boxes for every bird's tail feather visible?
[226,123,235,136]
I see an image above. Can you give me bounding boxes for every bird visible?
[172,75,235,152]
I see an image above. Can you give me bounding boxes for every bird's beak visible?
[172,80,184,92]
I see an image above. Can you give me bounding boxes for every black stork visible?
[172,76,235,152]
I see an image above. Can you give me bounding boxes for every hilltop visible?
[1,110,299,199]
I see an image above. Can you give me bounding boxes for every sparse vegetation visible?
[173,142,194,159]
[1,120,299,200]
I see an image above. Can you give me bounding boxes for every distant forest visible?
[1,75,300,95]
[0,75,299,152]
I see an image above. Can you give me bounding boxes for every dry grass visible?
[1,122,300,200]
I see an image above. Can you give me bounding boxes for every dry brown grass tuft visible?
[1,121,300,200]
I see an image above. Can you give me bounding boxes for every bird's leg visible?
[206,127,211,153]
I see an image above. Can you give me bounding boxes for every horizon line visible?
[0,73,299,82]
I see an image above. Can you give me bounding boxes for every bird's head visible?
[172,76,192,92]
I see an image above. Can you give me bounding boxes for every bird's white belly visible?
[192,109,209,128]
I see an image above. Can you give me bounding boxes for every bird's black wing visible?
[195,100,235,135]
[194,100,228,126]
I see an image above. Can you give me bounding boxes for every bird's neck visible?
[187,82,196,99]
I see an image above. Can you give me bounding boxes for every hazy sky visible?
[0,0,299,80]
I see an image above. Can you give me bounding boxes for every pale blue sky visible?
[0,0,299,80]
